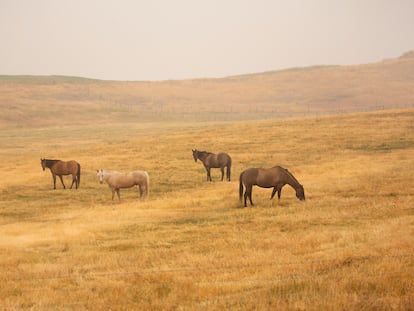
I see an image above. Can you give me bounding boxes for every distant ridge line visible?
[0,75,102,84]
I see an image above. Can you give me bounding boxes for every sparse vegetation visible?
[0,107,413,310]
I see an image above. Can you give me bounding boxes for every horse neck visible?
[103,170,117,177]
[285,170,301,190]
[100,170,112,182]
[198,151,210,161]
[45,159,59,168]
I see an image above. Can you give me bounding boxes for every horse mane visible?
[273,165,302,186]
[284,168,302,186]
[199,150,212,155]
[43,159,60,166]
[101,169,121,175]
[196,150,214,159]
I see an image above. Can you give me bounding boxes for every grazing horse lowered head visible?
[192,149,232,181]
[239,165,305,207]
[41,158,81,189]
[97,169,149,202]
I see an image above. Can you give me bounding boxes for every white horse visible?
[97,169,149,202]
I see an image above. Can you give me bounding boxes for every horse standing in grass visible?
[192,149,232,181]
[239,166,305,207]
[41,158,81,189]
[97,169,149,202]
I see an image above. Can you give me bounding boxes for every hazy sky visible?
[1,0,413,81]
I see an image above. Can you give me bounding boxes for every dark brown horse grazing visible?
[192,149,232,181]
[41,158,81,189]
[239,166,305,207]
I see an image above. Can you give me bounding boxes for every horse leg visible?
[116,189,121,201]
[52,174,57,189]
[58,175,66,189]
[144,188,148,200]
[248,188,254,207]
[140,185,148,201]
[243,191,248,207]
[278,188,282,203]
[138,185,144,200]
[71,174,79,189]
[270,186,282,205]
[270,187,277,206]
[227,166,231,181]
[244,185,254,207]
[70,175,75,189]
[220,167,224,181]
[271,187,277,199]
[205,167,211,181]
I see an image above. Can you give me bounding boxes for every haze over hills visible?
[1,51,413,128]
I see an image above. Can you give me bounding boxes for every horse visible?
[192,149,232,181]
[239,166,305,207]
[97,169,149,202]
[41,158,81,189]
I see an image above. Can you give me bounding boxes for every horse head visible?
[192,149,198,162]
[97,169,104,184]
[296,184,305,201]
[40,158,46,171]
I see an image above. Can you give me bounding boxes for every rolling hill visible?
[1,51,413,128]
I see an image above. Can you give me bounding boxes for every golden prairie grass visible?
[0,109,413,310]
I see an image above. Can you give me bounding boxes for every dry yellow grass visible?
[0,109,413,310]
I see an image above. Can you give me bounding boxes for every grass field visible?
[0,109,413,310]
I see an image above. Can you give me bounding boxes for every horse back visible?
[254,167,286,188]
[217,152,231,166]
[51,160,78,175]
[206,152,231,167]
[241,168,260,185]
[131,170,149,184]
[107,173,136,188]
[67,160,80,174]
[262,166,291,186]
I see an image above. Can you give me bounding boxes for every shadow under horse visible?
[192,149,232,181]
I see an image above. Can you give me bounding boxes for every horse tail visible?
[239,171,244,201]
[144,171,150,199]
[227,156,232,180]
[77,163,81,187]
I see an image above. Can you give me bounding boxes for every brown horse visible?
[41,158,81,189]
[239,166,305,207]
[192,149,232,181]
[97,169,149,202]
